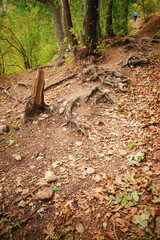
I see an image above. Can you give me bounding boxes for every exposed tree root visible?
[123,55,149,67]
[29,64,54,73]
[85,86,101,102]
[44,73,78,91]
[63,97,88,137]
[94,90,113,104]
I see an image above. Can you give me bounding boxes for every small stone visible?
[86,167,95,175]
[63,100,68,107]
[59,107,65,115]
[75,141,82,147]
[18,200,26,208]
[76,223,85,234]
[9,140,15,146]
[37,207,45,213]
[14,155,22,161]
[30,165,35,169]
[55,211,59,216]
[0,125,9,133]
[37,156,44,160]
[141,166,150,172]
[93,174,101,182]
[41,114,48,118]
[36,187,53,200]
[45,171,57,182]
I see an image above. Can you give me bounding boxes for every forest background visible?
[0,0,159,75]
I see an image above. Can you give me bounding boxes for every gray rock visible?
[59,107,65,115]
[76,223,85,234]
[18,200,26,208]
[14,155,22,161]
[37,207,45,213]
[86,167,95,175]
[75,141,82,147]
[45,171,57,182]
[36,187,53,200]
[0,125,9,133]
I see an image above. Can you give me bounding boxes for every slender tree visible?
[61,0,78,47]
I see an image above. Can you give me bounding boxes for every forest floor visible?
[0,15,160,240]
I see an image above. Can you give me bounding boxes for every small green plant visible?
[5,219,24,238]
[128,141,135,150]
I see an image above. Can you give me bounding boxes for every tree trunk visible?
[61,0,78,47]
[123,0,129,35]
[38,0,66,55]
[106,0,114,37]
[24,69,45,123]
[84,0,99,51]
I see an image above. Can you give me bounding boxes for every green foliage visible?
[0,1,59,75]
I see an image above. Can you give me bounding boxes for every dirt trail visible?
[0,16,160,240]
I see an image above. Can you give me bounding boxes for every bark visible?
[123,0,129,35]
[84,0,99,51]
[106,0,114,37]
[37,0,66,55]
[61,0,78,47]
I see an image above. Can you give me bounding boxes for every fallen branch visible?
[1,86,22,102]
[111,216,119,240]
[44,73,78,91]
[29,64,54,73]
[17,82,30,88]
[64,97,88,137]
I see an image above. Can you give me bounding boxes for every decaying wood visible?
[44,73,78,91]
[64,97,88,137]
[123,55,149,67]
[18,82,30,89]
[24,69,45,123]
[29,64,54,73]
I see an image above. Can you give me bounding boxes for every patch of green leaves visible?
[128,141,135,150]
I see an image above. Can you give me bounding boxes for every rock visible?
[18,200,26,208]
[75,141,82,147]
[63,100,68,107]
[0,125,9,133]
[141,166,150,172]
[93,174,101,182]
[14,155,22,161]
[37,156,44,160]
[41,114,48,118]
[36,179,48,186]
[9,140,15,146]
[86,167,95,175]
[76,223,85,234]
[59,107,65,115]
[37,207,45,213]
[45,171,57,182]
[36,187,53,200]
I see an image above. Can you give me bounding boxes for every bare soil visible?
[0,16,160,240]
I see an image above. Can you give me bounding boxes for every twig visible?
[44,73,78,91]
[29,64,54,73]
[1,86,22,102]
[111,216,119,240]
[17,82,30,88]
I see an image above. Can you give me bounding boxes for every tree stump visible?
[24,69,45,123]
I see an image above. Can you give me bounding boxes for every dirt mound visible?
[137,15,160,37]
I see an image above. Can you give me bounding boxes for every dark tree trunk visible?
[123,0,129,35]
[84,0,99,51]
[61,0,78,47]
[106,0,114,37]
[38,0,66,55]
